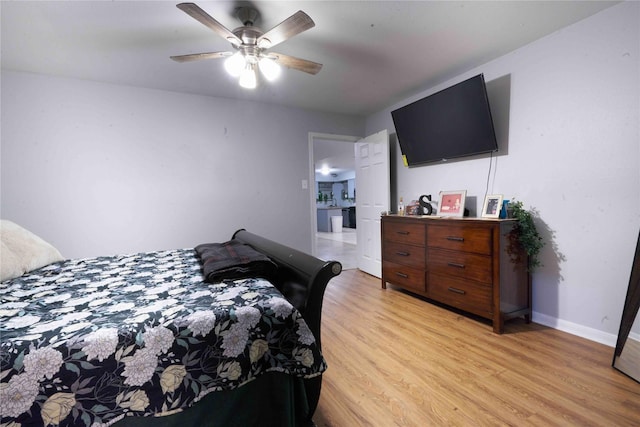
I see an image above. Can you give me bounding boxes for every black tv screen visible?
[391,74,498,166]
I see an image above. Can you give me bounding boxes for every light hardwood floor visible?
[313,269,640,426]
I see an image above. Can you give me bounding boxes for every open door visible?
[355,130,390,278]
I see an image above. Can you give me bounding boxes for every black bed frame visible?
[232,229,342,420]
[232,229,342,350]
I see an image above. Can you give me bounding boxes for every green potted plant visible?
[507,199,544,271]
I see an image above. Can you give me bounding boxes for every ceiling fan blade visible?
[270,52,323,75]
[170,51,232,63]
[177,3,242,46]
[257,10,315,49]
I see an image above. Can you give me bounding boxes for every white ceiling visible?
[1,1,618,117]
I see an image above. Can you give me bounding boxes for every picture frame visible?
[438,190,467,218]
[405,200,420,216]
[482,194,503,218]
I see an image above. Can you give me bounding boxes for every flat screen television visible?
[391,74,498,166]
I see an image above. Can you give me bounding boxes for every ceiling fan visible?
[171,2,322,89]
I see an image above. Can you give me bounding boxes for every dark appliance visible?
[348,207,356,228]
[391,74,498,167]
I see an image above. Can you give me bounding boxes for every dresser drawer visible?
[383,241,425,269]
[427,223,492,255]
[383,221,425,246]
[383,261,425,293]
[427,248,492,284]
[427,272,492,317]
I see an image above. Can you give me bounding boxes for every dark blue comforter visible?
[0,249,326,426]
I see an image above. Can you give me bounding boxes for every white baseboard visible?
[532,311,619,347]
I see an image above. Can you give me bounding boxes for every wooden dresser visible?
[381,215,531,333]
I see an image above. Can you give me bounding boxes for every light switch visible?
[301,179,308,189]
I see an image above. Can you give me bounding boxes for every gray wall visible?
[1,71,364,258]
[365,2,640,344]
[1,2,638,346]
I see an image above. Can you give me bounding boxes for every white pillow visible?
[1,220,64,282]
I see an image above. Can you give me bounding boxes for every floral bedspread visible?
[0,249,326,427]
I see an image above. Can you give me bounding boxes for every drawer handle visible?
[447,262,465,269]
[396,231,410,235]
[395,251,410,257]
[446,236,464,242]
[395,272,409,278]
[448,287,466,295]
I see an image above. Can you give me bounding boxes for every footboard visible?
[232,229,342,419]
[232,230,341,347]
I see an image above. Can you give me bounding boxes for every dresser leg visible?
[493,313,504,334]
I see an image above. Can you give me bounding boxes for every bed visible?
[0,222,341,427]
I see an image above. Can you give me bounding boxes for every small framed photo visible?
[482,194,503,218]
[438,190,466,218]
[405,200,420,216]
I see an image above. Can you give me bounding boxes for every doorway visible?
[308,133,358,269]
[308,131,390,276]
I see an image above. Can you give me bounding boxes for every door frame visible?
[308,132,360,257]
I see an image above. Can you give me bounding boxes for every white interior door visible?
[355,129,390,278]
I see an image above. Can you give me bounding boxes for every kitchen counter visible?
[317,207,343,232]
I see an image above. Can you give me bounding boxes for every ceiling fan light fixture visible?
[227,36,241,47]
[239,64,257,89]
[259,57,281,81]
[224,52,244,77]
[173,4,322,87]
[257,38,271,49]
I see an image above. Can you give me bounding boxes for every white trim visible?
[532,311,618,347]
